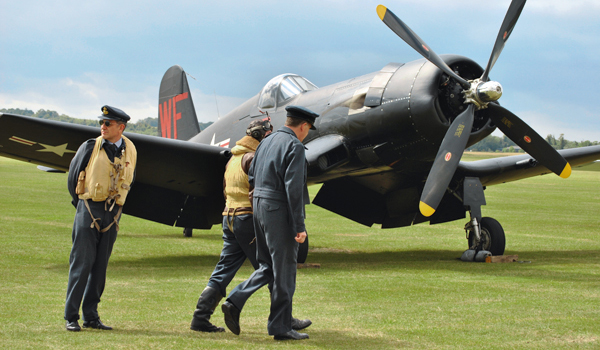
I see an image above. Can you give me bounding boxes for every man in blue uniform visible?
[64,106,137,332]
[190,119,311,334]
[190,119,272,333]
[222,105,318,341]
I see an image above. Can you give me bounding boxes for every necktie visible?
[104,143,116,162]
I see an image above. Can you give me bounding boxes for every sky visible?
[2,0,600,141]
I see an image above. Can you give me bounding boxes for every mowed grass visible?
[0,155,599,349]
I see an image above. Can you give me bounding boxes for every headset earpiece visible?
[246,120,273,141]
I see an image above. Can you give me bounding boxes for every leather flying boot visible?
[190,286,225,332]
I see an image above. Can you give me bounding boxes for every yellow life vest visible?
[224,136,258,211]
[225,153,252,209]
[78,135,137,207]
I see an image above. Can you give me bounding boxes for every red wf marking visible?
[159,92,189,139]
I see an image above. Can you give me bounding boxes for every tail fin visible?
[158,65,200,140]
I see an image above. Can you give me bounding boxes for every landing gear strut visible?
[461,177,506,256]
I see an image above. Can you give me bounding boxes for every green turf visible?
[0,156,599,349]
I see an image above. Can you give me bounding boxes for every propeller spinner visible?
[377,1,571,217]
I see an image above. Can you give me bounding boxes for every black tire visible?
[183,227,193,237]
[468,217,505,256]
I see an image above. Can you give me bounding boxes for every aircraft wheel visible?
[183,227,193,237]
[468,217,505,255]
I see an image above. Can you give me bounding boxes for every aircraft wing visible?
[313,145,600,229]
[0,113,230,228]
[457,145,600,186]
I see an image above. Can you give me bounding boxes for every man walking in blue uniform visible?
[64,106,137,331]
[190,119,272,333]
[222,105,318,341]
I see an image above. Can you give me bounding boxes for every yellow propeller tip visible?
[560,163,572,179]
[376,5,387,20]
[419,201,435,217]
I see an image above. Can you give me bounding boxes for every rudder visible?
[158,65,201,140]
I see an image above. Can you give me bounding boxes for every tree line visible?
[0,108,212,136]
[2,108,597,151]
[467,134,599,153]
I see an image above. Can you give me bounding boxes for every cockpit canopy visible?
[257,74,318,110]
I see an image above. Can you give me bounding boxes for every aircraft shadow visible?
[101,249,600,283]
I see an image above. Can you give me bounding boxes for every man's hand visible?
[295,231,307,243]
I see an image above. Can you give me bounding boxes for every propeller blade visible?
[420,105,475,217]
[481,0,527,81]
[377,5,470,89]
[487,103,571,178]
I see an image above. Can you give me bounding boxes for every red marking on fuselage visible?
[9,136,36,145]
[524,136,531,143]
[159,92,189,139]
[445,152,452,162]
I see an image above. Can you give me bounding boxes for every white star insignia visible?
[37,143,77,157]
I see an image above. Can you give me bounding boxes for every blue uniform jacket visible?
[248,126,310,233]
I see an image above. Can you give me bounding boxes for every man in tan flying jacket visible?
[190,119,311,334]
[64,105,137,332]
[190,119,271,332]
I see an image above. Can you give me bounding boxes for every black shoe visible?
[66,320,81,332]
[274,329,309,341]
[291,317,312,331]
[221,301,241,335]
[82,318,112,330]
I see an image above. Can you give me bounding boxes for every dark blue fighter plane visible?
[1,0,599,256]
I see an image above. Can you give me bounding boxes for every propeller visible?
[481,0,527,82]
[419,105,475,217]
[486,104,571,178]
[377,1,572,217]
[376,5,470,90]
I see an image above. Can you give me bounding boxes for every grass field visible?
[1,155,599,349]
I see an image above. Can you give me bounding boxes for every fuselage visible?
[191,55,496,185]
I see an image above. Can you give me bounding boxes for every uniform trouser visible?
[64,200,119,322]
[206,214,258,298]
[227,197,299,335]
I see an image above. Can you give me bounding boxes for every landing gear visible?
[461,177,505,256]
[183,227,193,237]
[466,217,505,256]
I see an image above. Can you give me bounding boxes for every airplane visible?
[1,0,600,259]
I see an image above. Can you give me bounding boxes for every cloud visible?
[497,91,600,142]
[0,73,247,124]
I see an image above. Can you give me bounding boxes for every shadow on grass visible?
[79,327,412,349]
[182,329,411,349]
[121,232,223,241]
[88,249,600,283]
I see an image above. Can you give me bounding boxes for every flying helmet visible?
[246,119,273,141]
